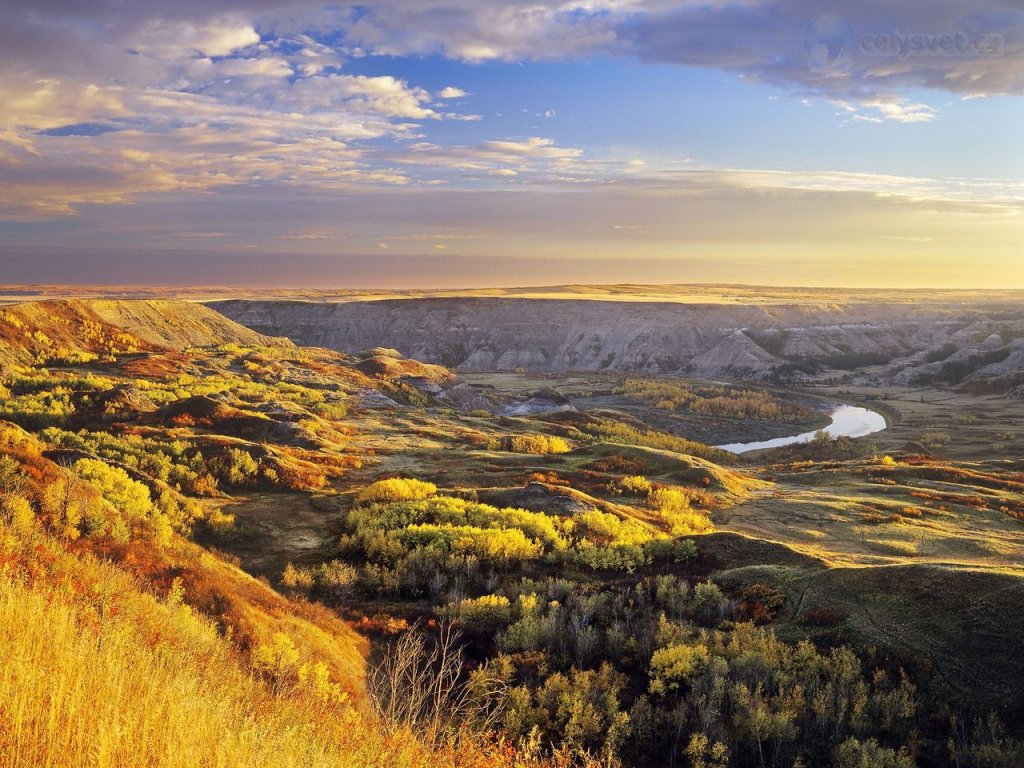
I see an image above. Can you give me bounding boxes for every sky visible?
[0,1,1022,288]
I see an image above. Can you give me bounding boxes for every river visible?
[715,404,887,454]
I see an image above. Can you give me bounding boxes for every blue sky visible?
[348,53,1023,177]
[0,1,1021,287]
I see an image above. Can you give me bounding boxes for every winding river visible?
[715,404,888,454]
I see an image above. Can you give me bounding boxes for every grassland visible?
[2,299,1023,768]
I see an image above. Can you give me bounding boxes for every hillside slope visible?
[0,299,290,367]
[85,299,292,350]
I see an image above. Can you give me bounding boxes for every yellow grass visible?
[1,536,391,767]
[0,525,574,768]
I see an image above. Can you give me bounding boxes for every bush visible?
[501,664,630,757]
[570,541,649,572]
[1,492,36,536]
[314,561,358,602]
[217,449,260,488]
[836,737,914,768]
[71,458,170,544]
[649,487,714,534]
[692,581,725,627]
[649,643,709,695]
[738,583,787,623]
[281,562,315,591]
[487,434,572,455]
[358,478,437,504]
[619,475,653,496]
[251,632,301,692]
[313,402,349,420]
[445,595,515,632]
[644,537,698,564]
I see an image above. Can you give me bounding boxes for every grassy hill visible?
[0,299,289,368]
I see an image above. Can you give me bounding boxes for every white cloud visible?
[134,15,261,58]
[210,57,294,79]
[478,137,582,159]
[437,86,467,99]
[835,96,938,123]
[0,4,500,217]
[394,136,586,180]
[329,75,439,119]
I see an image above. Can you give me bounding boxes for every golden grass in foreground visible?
[0,536,396,767]
[0,525,588,768]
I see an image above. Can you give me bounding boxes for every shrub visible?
[649,487,715,534]
[72,458,171,544]
[313,402,349,420]
[836,737,914,768]
[396,524,543,564]
[571,541,650,571]
[800,607,843,627]
[445,594,515,631]
[314,561,358,602]
[573,508,651,547]
[252,632,301,693]
[358,478,437,503]
[217,449,260,487]
[0,455,28,494]
[281,562,315,591]
[619,475,653,496]
[738,583,787,623]
[0,492,36,536]
[501,664,630,757]
[489,434,572,455]
[692,581,725,627]
[614,378,817,423]
[652,488,686,513]
[920,432,949,450]
[669,510,714,535]
[649,643,709,695]
[644,538,699,564]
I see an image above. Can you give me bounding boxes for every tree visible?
[649,643,710,695]
[0,492,36,536]
[368,622,500,743]
[692,581,725,627]
[687,733,730,768]
[41,468,88,539]
[836,737,914,768]
[0,455,28,495]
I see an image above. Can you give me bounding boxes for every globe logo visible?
[805,15,855,74]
